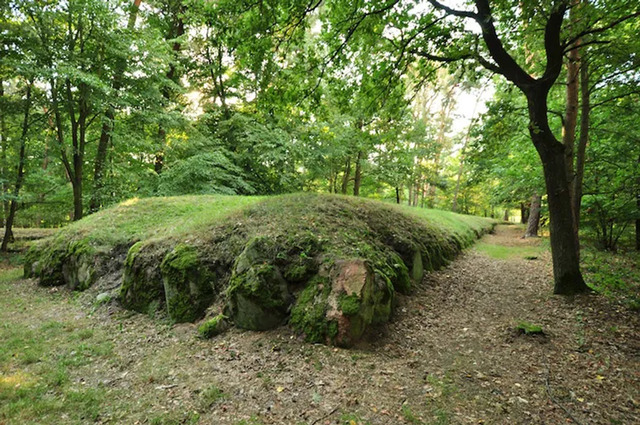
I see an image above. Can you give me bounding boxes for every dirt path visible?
[2,225,638,424]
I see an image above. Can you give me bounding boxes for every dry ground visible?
[1,225,638,424]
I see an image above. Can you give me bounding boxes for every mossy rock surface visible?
[198,314,230,338]
[25,193,495,346]
[120,242,167,315]
[161,244,216,323]
[226,237,293,330]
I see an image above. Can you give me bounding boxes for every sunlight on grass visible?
[474,241,547,260]
[39,195,266,249]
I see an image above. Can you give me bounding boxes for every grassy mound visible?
[24,194,495,346]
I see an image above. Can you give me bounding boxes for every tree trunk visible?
[395,187,400,204]
[340,157,351,194]
[2,81,32,252]
[526,82,588,294]
[353,151,363,196]
[503,209,509,222]
[520,202,529,224]
[524,193,541,238]
[636,155,640,251]
[0,77,7,228]
[90,0,143,213]
[573,56,589,230]
[535,136,587,294]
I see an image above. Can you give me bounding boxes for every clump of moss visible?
[289,276,334,343]
[516,321,544,335]
[198,314,230,339]
[161,244,216,323]
[338,293,361,316]
[120,242,166,314]
[226,237,292,330]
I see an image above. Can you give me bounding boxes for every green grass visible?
[581,245,640,309]
[0,268,115,424]
[403,207,495,241]
[43,195,265,249]
[474,241,547,260]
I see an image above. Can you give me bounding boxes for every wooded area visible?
[1,1,640,424]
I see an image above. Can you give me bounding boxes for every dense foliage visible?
[1,0,638,256]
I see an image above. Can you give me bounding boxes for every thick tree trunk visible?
[353,151,363,196]
[2,82,32,252]
[524,194,541,238]
[340,157,351,194]
[526,86,588,294]
[573,57,589,229]
[536,139,588,294]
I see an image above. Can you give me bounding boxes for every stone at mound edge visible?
[161,244,216,323]
[327,259,394,346]
[120,242,166,315]
[226,237,292,330]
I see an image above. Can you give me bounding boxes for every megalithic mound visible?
[24,193,495,347]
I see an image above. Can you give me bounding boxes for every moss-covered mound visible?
[24,194,495,346]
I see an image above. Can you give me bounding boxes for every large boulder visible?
[120,242,166,315]
[160,244,216,323]
[226,237,292,330]
[290,259,394,347]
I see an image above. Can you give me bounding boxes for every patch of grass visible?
[474,241,546,260]
[0,268,120,424]
[200,384,227,408]
[340,412,372,425]
[581,246,640,310]
[401,404,424,424]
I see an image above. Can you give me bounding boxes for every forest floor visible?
[1,225,638,425]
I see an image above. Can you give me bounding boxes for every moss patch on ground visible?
[25,193,495,345]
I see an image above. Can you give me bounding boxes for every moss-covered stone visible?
[161,244,216,323]
[289,276,333,343]
[61,241,97,291]
[198,314,230,338]
[227,237,292,330]
[120,242,166,315]
[326,259,394,347]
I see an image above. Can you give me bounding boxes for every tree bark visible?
[395,186,400,204]
[503,209,509,222]
[636,155,640,251]
[0,77,7,227]
[2,81,32,252]
[90,0,143,213]
[573,56,589,230]
[353,150,363,196]
[524,193,541,238]
[340,156,351,194]
[520,202,529,224]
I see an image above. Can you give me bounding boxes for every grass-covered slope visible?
[24,194,495,346]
